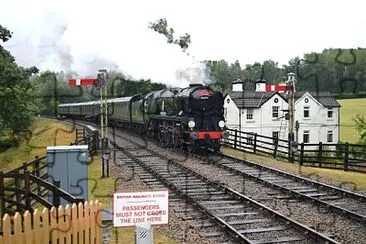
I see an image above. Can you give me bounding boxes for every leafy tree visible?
[0,25,39,143]
[353,114,366,144]
[149,18,191,52]
[112,74,166,97]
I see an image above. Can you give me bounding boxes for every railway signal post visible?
[68,70,110,177]
[286,72,297,162]
[97,69,110,177]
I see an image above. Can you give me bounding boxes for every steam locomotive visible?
[58,84,226,152]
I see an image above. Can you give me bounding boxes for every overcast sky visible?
[1,0,365,87]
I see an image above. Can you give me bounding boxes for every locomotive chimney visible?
[189,83,203,87]
[255,79,266,92]
[232,77,243,91]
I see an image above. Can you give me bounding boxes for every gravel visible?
[104,129,366,244]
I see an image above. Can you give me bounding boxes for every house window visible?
[246,109,253,120]
[304,106,310,118]
[303,130,310,143]
[327,131,333,142]
[272,106,279,118]
[327,108,333,118]
[247,133,254,145]
[272,131,279,139]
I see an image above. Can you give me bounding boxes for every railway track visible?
[55,118,363,242]
[110,132,337,243]
[193,152,366,224]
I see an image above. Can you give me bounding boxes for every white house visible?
[224,80,341,145]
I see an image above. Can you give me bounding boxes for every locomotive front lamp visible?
[218,120,225,128]
[188,120,195,128]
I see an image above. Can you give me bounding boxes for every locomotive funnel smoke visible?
[175,61,213,86]
[37,13,73,72]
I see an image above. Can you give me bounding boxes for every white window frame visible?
[327,108,333,118]
[304,106,310,118]
[272,106,279,118]
[247,133,254,145]
[246,109,253,120]
[303,130,310,143]
[327,130,333,143]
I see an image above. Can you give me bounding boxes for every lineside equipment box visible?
[47,145,90,205]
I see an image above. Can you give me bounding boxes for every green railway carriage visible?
[58,101,100,118]
[108,97,133,123]
[131,99,145,124]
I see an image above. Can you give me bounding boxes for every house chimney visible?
[255,79,266,92]
[232,77,243,91]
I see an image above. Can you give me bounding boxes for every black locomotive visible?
[58,84,226,152]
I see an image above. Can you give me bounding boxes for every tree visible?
[149,18,191,52]
[0,24,39,143]
[353,114,366,144]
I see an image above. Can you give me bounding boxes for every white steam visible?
[3,8,212,88]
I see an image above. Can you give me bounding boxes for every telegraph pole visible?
[287,72,296,161]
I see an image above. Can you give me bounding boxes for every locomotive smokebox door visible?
[47,145,89,205]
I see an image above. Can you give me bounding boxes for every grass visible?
[0,117,176,243]
[338,98,366,143]
[222,147,366,192]
[0,117,76,172]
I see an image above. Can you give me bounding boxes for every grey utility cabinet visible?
[47,145,90,205]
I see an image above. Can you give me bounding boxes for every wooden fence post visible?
[34,156,41,196]
[253,133,257,154]
[273,138,278,158]
[300,143,304,166]
[234,129,238,149]
[344,142,349,171]
[24,170,31,212]
[15,172,21,212]
[318,142,323,168]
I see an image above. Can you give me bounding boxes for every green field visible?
[338,98,366,143]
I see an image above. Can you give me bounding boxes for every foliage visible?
[34,71,99,115]
[205,59,285,92]
[111,74,166,97]
[205,49,366,94]
[149,18,191,52]
[353,114,366,144]
[33,71,167,113]
[0,24,12,42]
[0,25,39,143]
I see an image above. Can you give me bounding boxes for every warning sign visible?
[113,190,169,227]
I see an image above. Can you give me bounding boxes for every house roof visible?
[294,91,341,107]
[226,91,340,108]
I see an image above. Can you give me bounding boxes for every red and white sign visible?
[265,84,288,92]
[113,190,169,227]
[68,78,97,86]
